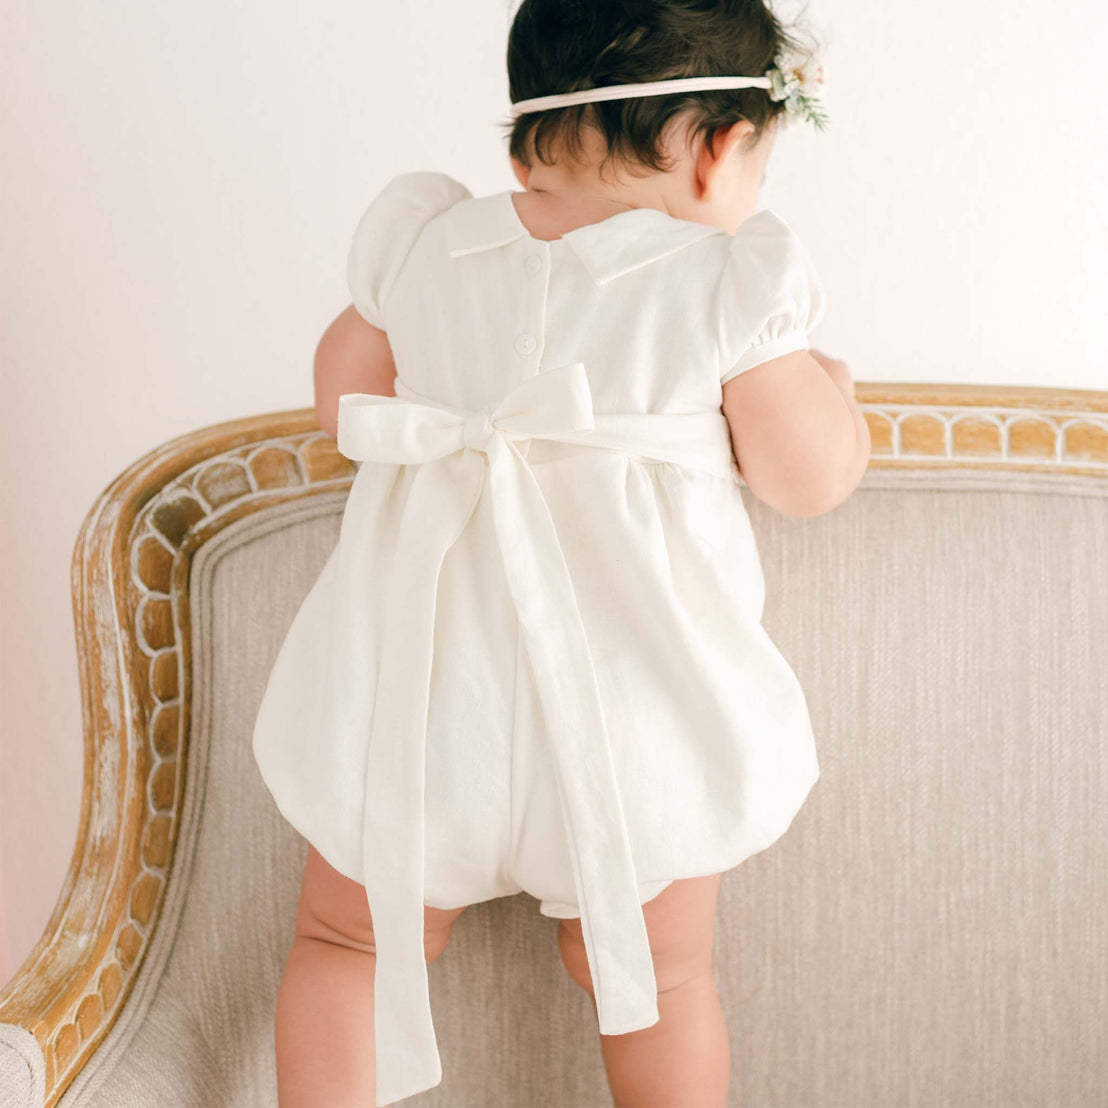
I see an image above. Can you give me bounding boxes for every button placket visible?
[513,241,550,369]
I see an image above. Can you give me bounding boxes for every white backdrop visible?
[1,0,1106,983]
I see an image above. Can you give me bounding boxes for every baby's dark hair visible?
[500,0,821,178]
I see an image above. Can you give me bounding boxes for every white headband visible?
[508,75,772,118]
[507,51,829,131]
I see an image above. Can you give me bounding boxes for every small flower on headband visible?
[766,48,829,133]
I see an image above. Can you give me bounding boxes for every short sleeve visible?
[716,210,827,386]
[346,171,472,329]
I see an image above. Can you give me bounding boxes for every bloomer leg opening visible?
[539,877,675,920]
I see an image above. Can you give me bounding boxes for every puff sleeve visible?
[347,170,472,329]
[716,210,827,386]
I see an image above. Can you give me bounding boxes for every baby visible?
[253,1,871,1105]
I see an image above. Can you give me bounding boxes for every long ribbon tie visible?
[338,361,692,1107]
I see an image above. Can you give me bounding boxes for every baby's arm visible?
[312,306,397,438]
[721,348,870,518]
[810,348,854,397]
[809,349,871,500]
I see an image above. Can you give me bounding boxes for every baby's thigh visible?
[294,844,467,962]
[557,872,724,995]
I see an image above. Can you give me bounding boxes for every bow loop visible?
[337,361,596,466]
[337,394,466,464]
[489,361,595,440]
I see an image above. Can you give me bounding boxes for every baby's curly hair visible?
[499,0,821,178]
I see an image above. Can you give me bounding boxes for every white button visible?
[514,332,537,355]
[525,253,543,275]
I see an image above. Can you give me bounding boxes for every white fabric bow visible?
[336,361,735,1106]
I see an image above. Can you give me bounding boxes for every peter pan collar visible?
[444,189,726,285]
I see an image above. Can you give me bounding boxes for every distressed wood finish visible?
[1,382,1106,1107]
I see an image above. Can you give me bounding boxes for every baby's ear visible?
[509,156,530,188]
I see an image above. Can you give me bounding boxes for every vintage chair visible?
[1,383,1106,1108]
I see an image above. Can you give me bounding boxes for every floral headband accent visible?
[507,48,829,133]
[766,49,829,132]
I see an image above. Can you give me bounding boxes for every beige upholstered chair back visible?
[2,384,1107,1108]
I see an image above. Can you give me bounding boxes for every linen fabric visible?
[252,169,826,1106]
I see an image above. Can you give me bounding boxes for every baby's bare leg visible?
[557,873,729,1108]
[275,844,465,1108]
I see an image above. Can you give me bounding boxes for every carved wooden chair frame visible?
[1,383,1106,1106]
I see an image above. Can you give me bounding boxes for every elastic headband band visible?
[508,76,773,119]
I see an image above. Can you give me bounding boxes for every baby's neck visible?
[510,182,643,241]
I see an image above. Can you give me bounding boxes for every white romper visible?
[252,170,827,1107]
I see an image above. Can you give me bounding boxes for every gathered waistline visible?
[389,375,741,484]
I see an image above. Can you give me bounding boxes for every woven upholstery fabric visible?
[0,1024,44,1108]
[47,467,1108,1108]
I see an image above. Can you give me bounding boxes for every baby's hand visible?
[809,348,855,398]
